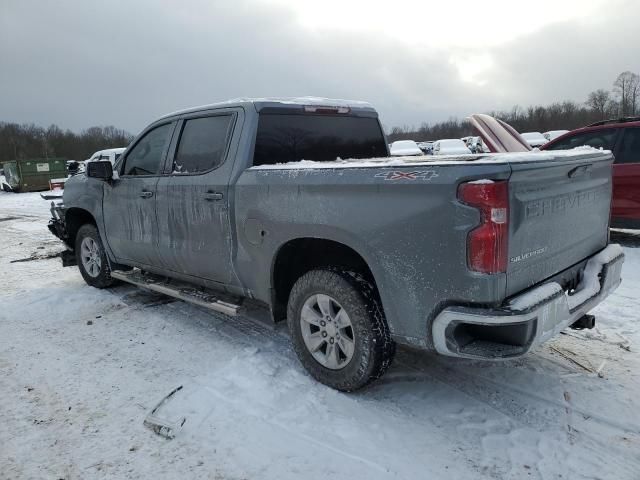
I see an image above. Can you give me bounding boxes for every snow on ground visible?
[1,191,639,480]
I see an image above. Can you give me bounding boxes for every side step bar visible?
[111,269,241,316]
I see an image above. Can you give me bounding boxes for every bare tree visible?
[586,89,611,119]
[613,71,640,116]
[606,98,620,118]
[387,71,640,140]
[632,78,640,116]
[0,122,134,163]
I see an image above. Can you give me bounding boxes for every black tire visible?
[287,268,396,391]
[75,224,115,288]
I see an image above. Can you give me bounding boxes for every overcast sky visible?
[1,0,638,134]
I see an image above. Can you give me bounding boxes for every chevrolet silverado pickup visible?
[48,98,624,391]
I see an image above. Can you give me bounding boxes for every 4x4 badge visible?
[375,170,438,181]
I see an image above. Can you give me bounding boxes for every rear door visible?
[612,127,640,222]
[506,152,613,296]
[154,109,240,286]
[103,122,175,265]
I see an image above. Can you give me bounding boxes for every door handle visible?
[204,192,223,201]
[139,190,154,198]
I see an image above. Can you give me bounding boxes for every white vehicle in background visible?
[389,140,423,156]
[432,139,472,155]
[520,132,548,148]
[543,130,569,142]
[86,147,126,165]
[464,136,485,153]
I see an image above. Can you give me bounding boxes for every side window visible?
[616,128,640,164]
[545,134,576,150]
[123,123,173,176]
[173,115,233,174]
[546,128,618,151]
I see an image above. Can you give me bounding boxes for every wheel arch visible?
[270,237,382,322]
[65,207,97,248]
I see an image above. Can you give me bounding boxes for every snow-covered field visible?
[1,191,639,480]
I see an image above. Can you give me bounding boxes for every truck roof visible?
[159,97,377,120]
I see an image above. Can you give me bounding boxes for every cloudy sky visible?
[1,0,638,134]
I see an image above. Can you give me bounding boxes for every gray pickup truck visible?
[48,97,624,391]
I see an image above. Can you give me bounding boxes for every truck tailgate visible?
[506,151,613,296]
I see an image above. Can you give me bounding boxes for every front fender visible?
[61,176,115,260]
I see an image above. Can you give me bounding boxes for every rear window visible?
[253,114,387,166]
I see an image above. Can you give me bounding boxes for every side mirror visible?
[86,160,113,180]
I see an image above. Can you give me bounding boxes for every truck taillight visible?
[458,181,509,274]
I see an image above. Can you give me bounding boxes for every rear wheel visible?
[287,268,395,391]
[75,224,115,288]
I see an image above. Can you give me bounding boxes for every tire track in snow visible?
[392,351,640,478]
[200,385,390,474]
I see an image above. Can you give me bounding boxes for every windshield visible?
[253,114,387,165]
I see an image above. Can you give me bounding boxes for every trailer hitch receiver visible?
[570,314,595,330]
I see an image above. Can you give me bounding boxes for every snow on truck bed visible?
[250,146,610,170]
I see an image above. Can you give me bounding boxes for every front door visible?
[103,121,175,265]
[155,110,240,286]
[612,127,640,222]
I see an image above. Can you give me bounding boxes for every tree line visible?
[0,123,133,164]
[387,70,640,142]
[1,71,639,161]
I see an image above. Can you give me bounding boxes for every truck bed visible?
[239,147,614,348]
[248,146,605,169]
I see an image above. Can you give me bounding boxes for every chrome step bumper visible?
[432,244,624,359]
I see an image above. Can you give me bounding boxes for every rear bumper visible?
[432,244,624,359]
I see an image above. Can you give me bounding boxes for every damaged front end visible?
[47,201,77,266]
[47,201,67,242]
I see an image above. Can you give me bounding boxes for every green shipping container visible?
[2,158,67,192]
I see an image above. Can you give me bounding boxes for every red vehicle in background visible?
[542,118,640,229]
[470,114,640,229]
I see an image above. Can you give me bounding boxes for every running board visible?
[111,269,241,316]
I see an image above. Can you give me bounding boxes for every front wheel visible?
[287,269,395,391]
[75,224,115,288]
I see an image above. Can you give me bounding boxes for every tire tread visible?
[75,224,115,288]
[287,268,395,391]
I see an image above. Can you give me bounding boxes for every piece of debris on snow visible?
[143,386,186,439]
[549,345,597,374]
